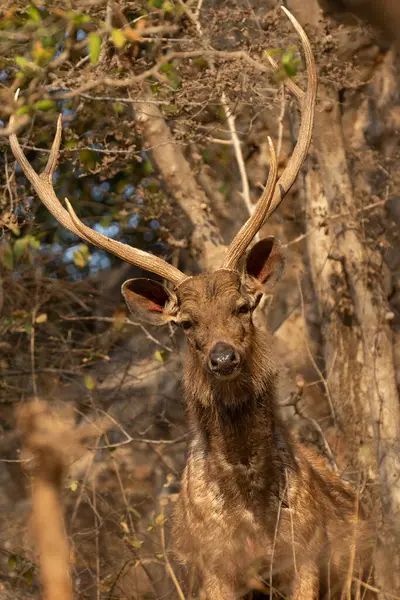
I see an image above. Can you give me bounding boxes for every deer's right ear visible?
[122,278,178,326]
[244,236,285,293]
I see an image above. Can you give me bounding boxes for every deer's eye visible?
[180,320,194,332]
[237,304,250,315]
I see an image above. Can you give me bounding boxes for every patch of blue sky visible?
[128,214,140,228]
[123,184,135,199]
[76,29,87,42]
[89,251,111,273]
[91,185,105,201]
[93,222,120,238]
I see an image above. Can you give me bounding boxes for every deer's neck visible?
[183,333,296,503]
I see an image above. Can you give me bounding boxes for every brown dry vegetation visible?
[1,0,400,598]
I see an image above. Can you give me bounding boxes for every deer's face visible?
[122,237,285,381]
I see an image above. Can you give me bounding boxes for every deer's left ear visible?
[244,237,285,292]
[122,278,178,326]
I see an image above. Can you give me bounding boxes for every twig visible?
[353,579,400,600]
[221,91,252,217]
[276,86,286,163]
[284,197,389,248]
[4,153,15,212]
[49,48,291,101]
[92,478,101,600]
[61,315,173,352]
[269,476,289,593]
[88,433,187,450]
[297,274,337,426]
[160,499,186,600]
[17,401,74,600]
[30,307,38,399]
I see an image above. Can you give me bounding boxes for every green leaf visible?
[79,148,98,169]
[16,105,30,116]
[264,47,282,58]
[1,244,14,270]
[15,56,30,69]
[142,156,154,175]
[154,350,167,363]
[29,236,41,250]
[111,28,126,49]
[35,313,47,324]
[160,63,173,73]
[126,537,143,550]
[8,555,17,570]
[33,100,56,112]
[72,250,86,268]
[164,104,178,115]
[23,567,35,586]
[26,5,42,22]
[15,56,41,74]
[13,236,30,258]
[79,244,91,258]
[155,513,166,527]
[84,375,96,390]
[162,1,174,12]
[69,480,79,492]
[112,102,124,114]
[282,50,298,77]
[100,215,112,227]
[88,32,101,65]
[66,11,90,26]
[193,57,209,70]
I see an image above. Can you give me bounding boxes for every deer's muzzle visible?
[208,342,241,377]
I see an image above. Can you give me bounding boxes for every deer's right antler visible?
[221,6,317,271]
[9,97,187,288]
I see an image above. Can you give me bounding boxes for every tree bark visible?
[135,97,226,271]
[288,0,400,593]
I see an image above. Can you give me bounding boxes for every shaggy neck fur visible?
[183,326,296,507]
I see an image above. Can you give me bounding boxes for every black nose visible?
[208,342,240,375]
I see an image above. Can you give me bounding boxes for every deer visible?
[9,7,373,599]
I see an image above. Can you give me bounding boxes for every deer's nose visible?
[208,342,240,375]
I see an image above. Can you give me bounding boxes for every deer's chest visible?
[172,450,296,577]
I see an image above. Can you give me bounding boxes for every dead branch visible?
[17,400,75,600]
[17,400,111,600]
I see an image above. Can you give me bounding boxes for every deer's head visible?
[121,238,284,380]
[8,8,316,382]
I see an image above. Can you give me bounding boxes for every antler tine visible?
[221,7,317,271]
[221,137,277,270]
[8,97,186,287]
[264,6,317,218]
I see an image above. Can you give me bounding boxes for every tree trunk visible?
[288,0,400,593]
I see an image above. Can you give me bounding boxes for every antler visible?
[8,97,187,288]
[221,6,317,271]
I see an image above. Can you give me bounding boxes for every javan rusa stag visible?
[9,7,373,599]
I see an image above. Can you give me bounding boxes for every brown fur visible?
[123,254,374,599]
[170,272,372,599]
